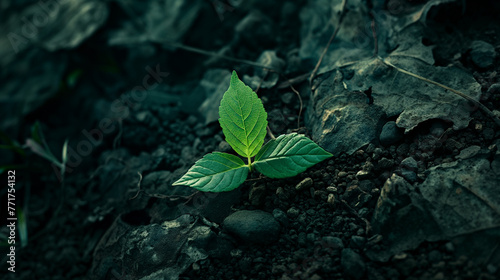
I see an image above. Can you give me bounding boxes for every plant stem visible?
[247,157,252,171]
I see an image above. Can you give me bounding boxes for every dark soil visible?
[1,0,499,280]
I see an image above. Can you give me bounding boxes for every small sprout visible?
[173,71,332,192]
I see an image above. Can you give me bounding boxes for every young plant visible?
[173,71,332,192]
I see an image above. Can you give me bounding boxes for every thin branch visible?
[129,172,143,200]
[290,85,304,129]
[379,57,500,128]
[309,0,348,83]
[266,125,276,140]
[165,42,280,72]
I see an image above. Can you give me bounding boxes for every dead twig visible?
[129,172,143,200]
[165,42,280,72]
[290,85,304,129]
[266,125,276,140]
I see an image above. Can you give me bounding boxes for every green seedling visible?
[173,71,332,192]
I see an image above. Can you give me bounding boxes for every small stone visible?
[310,274,322,280]
[341,248,366,280]
[287,207,300,218]
[338,171,348,178]
[276,187,288,200]
[327,193,336,205]
[230,249,243,258]
[433,272,445,280]
[223,210,280,244]
[377,157,394,170]
[487,264,498,274]
[249,185,266,206]
[326,186,338,193]
[350,236,366,248]
[457,145,481,160]
[281,92,294,104]
[342,185,361,203]
[272,209,289,227]
[488,83,500,94]
[483,127,495,140]
[401,157,418,170]
[356,170,371,180]
[296,177,313,191]
[445,242,455,252]
[380,121,404,146]
[470,40,496,68]
[400,170,417,183]
[322,236,344,249]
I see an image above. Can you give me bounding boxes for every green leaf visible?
[219,71,268,159]
[253,133,332,178]
[172,152,249,192]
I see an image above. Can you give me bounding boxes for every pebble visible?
[355,170,371,180]
[380,121,404,146]
[281,92,294,104]
[223,210,280,244]
[327,193,336,205]
[322,236,344,249]
[470,40,496,68]
[445,242,455,252]
[487,83,500,94]
[401,157,418,170]
[377,157,394,170]
[326,186,338,193]
[350,236,366,248]
[338,171,348,178]
[249,185,266,206]
[457,145,481,160]
[487,264,498,274]
[272,209,289,227]
[296,177,313,191]
[287,207,300,218]
[276,187,288,200]
[341,248,366,280]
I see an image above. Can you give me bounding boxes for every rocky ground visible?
[1,0,499,279]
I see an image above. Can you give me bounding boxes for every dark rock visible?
[90,215,216,279]
[380,121,404,146]
[287,207,300,218]
[350,236,366,248]
[487,83,500,94]
[470,40,496,68]
[401,157,418,170]
[223,210,280,244]
[341,248,366,280]
[306,71,385,156]
[483,128,495,141]
[322,236,344,250]
[377,157,394,170]
[457,145,481,160]
[272,209,289,227]
[249,185,267,206]
[281,92,295,104]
